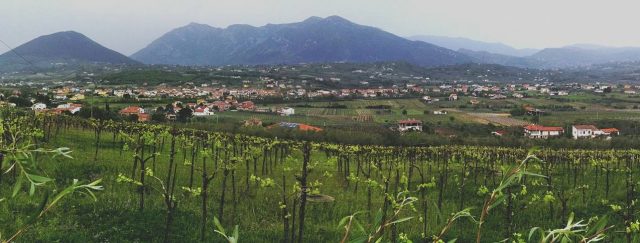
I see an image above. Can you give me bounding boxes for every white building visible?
[278,107,295,116]
[56,103,82,114]
[193,107,214,116]
[31,103,47,111]
[433,110,448,115]
[572,125,620,139]
[572,125,600,139]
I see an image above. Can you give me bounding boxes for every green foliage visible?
[213,217,239,243]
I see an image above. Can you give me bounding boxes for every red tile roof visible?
[398,119,422,124]
[600,128,619,133]
[119,106,142,114]
[524,125,563,132]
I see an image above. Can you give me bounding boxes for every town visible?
[1,66,632,144]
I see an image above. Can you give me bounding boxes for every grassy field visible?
[74,93,640,130]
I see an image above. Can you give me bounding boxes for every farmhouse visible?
[572,125,620,139]
[572,125,599,139]
[600,128,620,136]
[397,119,423,132]
[523,124,564,138]
[119,106,149,122]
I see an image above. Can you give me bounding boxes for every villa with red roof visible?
[193,106,214,116]
[119,106,149,122]
[523,124,564,138]
[572,125,619,139]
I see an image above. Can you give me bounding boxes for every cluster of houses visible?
[31,102,83,115]
[395,118,621,140]
[114,99,296,122]
[522,124,619,139]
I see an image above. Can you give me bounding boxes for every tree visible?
[177,107,193,122]
[510,107,526,116]
[152,113,167,123]
[127,114,139,122]
[35,93,52,107]
[165,104,174,113]
[8,96,32,107]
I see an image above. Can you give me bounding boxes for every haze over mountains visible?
[6,15,640,72]
[408,35,539,57]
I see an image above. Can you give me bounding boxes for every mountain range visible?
[6,16,640,72]
[130,16,472,67]
[409,35,640,68]
[0,31,137,72]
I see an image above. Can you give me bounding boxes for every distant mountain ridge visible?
[131,16,473,67]
[0,31,137,72]
[527,46,640,68]
[459,45,640,69]
[407,35,640,68]
[407,35,539,57]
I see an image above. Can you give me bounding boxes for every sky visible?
[2,0,640,55]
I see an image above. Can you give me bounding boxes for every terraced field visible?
[468,112,530,126]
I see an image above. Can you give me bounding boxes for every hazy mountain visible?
[457,43,640,69]
[408,35,539,57]
[131,16,473,67]
[0,31,137,72]
[564,43,612,50]
[529,46,640,68]
[457,49,544,68]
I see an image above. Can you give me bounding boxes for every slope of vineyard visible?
[1,111,638,242]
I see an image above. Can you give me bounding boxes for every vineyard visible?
[2,109,640,242]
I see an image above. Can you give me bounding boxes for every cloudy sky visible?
[2,0,639,55]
